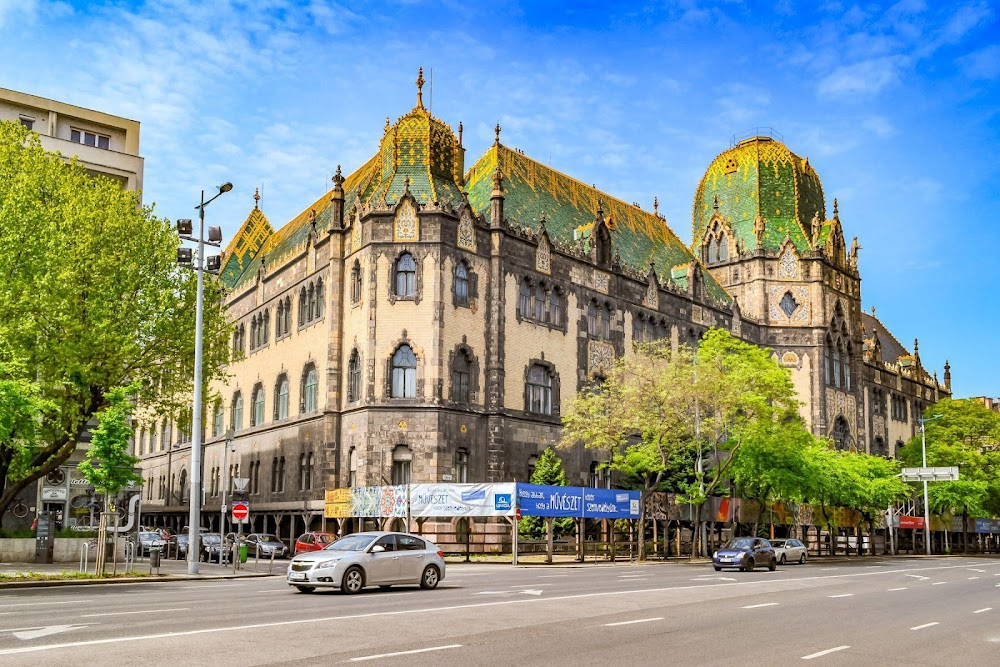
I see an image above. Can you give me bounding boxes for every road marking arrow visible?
[691,576,737,582]
[519,589,544,596]
[12,625,93,641]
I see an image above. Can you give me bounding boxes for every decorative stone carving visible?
[350,207,362,254]
[643,276,658,310]
[768,285,810,323]
[457,207,476,252]
[594,271,610,294]
[535,233,551,275]
[872,415,885,439]
[778,245,799,279]
[780,351,799,368]
[587,340,615,377]
[394,198,419,242]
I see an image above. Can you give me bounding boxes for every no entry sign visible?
[232,501,249,523]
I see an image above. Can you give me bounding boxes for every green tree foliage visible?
[518,447,574,539]
[0,358,54,484]
[0,121,231,514]
[78,384,143,497]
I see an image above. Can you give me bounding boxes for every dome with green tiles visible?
[692,136,826,254]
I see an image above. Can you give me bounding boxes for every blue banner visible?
[583,487,641,519]
[516,484,583,517]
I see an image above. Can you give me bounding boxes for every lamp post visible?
[919,413,944,555]
[177,182,231,575]
[220,430,235,565]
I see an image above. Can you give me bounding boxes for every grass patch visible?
[0,570,159,582]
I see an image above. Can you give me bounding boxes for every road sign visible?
[901,466,959,482]
[899,515,925,529]
[232,501,249,523]
[515,507,521,521]
[234,478,250,492]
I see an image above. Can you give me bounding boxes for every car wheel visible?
[799,553,807,564]
[295,586,315,594]
[713,566,722,572]
[746,558,755,572]
[420,565,440,590]
[342,566,365,594]
[779,554,786,565]
[769,558,777,572]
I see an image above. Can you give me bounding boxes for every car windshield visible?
[324,534,376,551]
[315,534,333,544]
[176,535,189,543]
[724,537,754,549]
[139,532,158,541]
[260,535,281,543]
[202,534,221,544]
[770,540,786,547]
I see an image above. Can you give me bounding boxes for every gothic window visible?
[348,447,357,487]
[549,289,563,327]
[824,337,832,385]
[347,349,361,403]
[315,279,324,319]
[534,285,546,321]
[231,391,243,431]
[527,363,553,416]
[302,364,318,412]
[519,279,531,318]
[299,453,308,490]
[307,283,316,321]
[251,383,265,427]
[275,374,290,420]
[843,343,852,391]
[452,349,471,403]
[708,236,718,263]
[633,313,645,342]
[779,291,797,318]
[391,445,411,485]
[601,304,612,339]
[831,416,851,451]
[455,262,469,307]
[395,253,416,297]
[351,261,362,304]
[283,296,291,333]
[276,301,284,337]
[833,343,841,388]
[456,448,469,483]
[391,344,417,398]
[250,317,258,351]
[299,287,307,326]
[262,310,269,345]
[719,235,729,261]
[588,300,598,336]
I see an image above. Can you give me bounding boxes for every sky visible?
[1,0,998,397]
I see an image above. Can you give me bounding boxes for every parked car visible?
[170,533,190,560]
[137,531,167,557]
[294,531,335,555]
[246,533,289,559]
[200,532,226,562]
[712,537,777,572]
[286,531,445,594]
[770,538,808,565]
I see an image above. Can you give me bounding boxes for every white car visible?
[770,538,808,565]
[286,531,446,594]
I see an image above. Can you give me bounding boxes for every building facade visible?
[135,76,949,543]
[0,87,143,196]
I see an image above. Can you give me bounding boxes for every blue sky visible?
[2,1,998,397]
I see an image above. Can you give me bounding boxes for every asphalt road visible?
[0,556,997,665]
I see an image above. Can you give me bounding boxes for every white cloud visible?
[817,57,903,97]
[862,115,896,138]
[959,44,1000,80]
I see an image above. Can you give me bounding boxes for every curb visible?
[0,572,278,590]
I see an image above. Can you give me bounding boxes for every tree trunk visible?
[963,512,969,554]
[637,490,648,562]
[691,504,704,559]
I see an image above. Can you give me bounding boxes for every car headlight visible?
[713,551,718,559]
[313,558,342,569]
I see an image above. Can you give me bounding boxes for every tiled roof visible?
[465,144,729,302]
[861,311,910,365]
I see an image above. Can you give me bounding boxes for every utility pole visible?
[919,414,943,555]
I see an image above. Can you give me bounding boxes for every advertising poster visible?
[516,483,584,518]
[410,483,516,517]
[583,487,641,520]
[351,485,407,517]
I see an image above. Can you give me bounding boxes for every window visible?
[527,364,553,416]
[179,469,187,500]
[276,301,285,337]
[70,128,110,150]
[213,402,224,437]
[549,289,562,327]
[452,350,471,403]
[832,344,841,389]
[519,279,531,318]
[391,345,417,398]
[843,343,852,391]
[299,287,307,326]
[719,235,729,261]
[282,297,291,334]
[391,446,411,485]
[455,262,469,306]
[588,301,598,336]
[348,447,357,487]
[251,460,261,494]
[302,365,318,412]
[315,279,324,319]
[149,427,157,453]
[534,285,546,321]
[262,310,269,345]
[251,384,265,427]
[398,535,426,551]
[831,416,851,451]
[299,453,308,490]
[275,375,290,420]
[589,461,600,488]
[708,236,718,263]
[395,253,416,297]
[351,261,362,304]
[456,448,469,483]
[601,305,611,339]
[824,338,832,385]
[232,392,244,431]
[347,350,361,403]
[19,116,33,130]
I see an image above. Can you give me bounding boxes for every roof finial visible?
[653,196,659,216]
[833,197,839,219]
[403,176,411,193]
[871,305,876,317]
[491,164,503,193]
[597,199,605,217]
[385,117,391,133]
[416,67,425,109]
[332,164,344,189]
[253,187,261,210]
[458,121,463,147]
[712,194,720,211]
[494,122,501,145]
[913,338,919,354]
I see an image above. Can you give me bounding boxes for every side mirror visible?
[371,545,385,553]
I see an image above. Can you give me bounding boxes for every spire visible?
[871,305,876,317]
[384,117,390,133]
[494,122,501,145]
[833,197,839,219]
[332,164,344,190]
[458,121,463,147]
[253,187,260,210]
[943,360,951,390]
[653,196,659,216]
[416,67,426,109]
[330,165,345,229]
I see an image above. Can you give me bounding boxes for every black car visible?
[245,533,288,558]
[137,531,167,556]
[200,533,226,562]
[712,537,777,572]
[169,533,190,560]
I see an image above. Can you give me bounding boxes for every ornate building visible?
[136,74,949,540]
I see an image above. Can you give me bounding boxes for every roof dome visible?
[692,135,826,253]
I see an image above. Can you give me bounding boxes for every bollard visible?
[269,548,275,574]
[149,546,161,574]
[79,542,89,573]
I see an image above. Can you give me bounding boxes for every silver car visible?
[770,538,808,565]
[286,531,446,594]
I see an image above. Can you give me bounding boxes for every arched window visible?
[391,345,417,398]
[719,235,729,261]
[534,285,546,321]
[262,310,269,345]
[391,445,411,485]
[299,287,307,326]
[302,365,318,412]
[231,392,243,431]
[276,301,284,337]
[518,279,531,317]
[824,337,832,385]
[351,261,362,304]
[213,402,224,437]
[179,469,187,500]
[708,236,718,263]
[238,323,245,352]
[601,304,612,339]
[549,288,562,327]
[348,447,357,487]
[833,341,842,388]
[527,364,553,415]
[347,349,361,403]
[149,426,157,453]
[455,262,469,306]
[843,342,852,391]
[831,416,851,451]
[315,279,324,319]
[456,448,469,483]
[283,297,291,334]
[452,349,471,403]
[588,301,598,336]
[307,283,316,321]
[250,317,258,350]
[395,253,416,297]
[252,384,265,426]
[275,375,290,420]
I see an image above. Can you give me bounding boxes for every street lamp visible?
[219,429,235,565]
[177,182,231,575]
[919,413,944,556]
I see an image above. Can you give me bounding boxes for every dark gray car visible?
[246,533,288,558]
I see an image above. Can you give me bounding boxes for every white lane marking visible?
[969,577,980,580]
[6,624,97,641]
[911,622,939,630]
[508,584,551,588]
[828,594,853,598]
[888,587,907,591]
[819,568,838,571]
[179,584,234,589]
[81,608,189,618]
[349,644,462,662]
[906,574,929,581]
[0,561,988,657]
[0,600,91,609]
[742,603,779,609]
[974,608,992,614]
[691,576,737,582]
[604,617,664,626]
[802,645,850,660]
[932,582,946,586]
[968,568,986,573]
[537,574,568,578]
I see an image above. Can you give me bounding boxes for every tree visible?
[518,447,574,540]
[898,398,1000,552]
[0,358,53,498]
[0,120,232,516]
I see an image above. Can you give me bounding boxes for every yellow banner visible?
[325,502,352,518]
[325,488,350,504]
